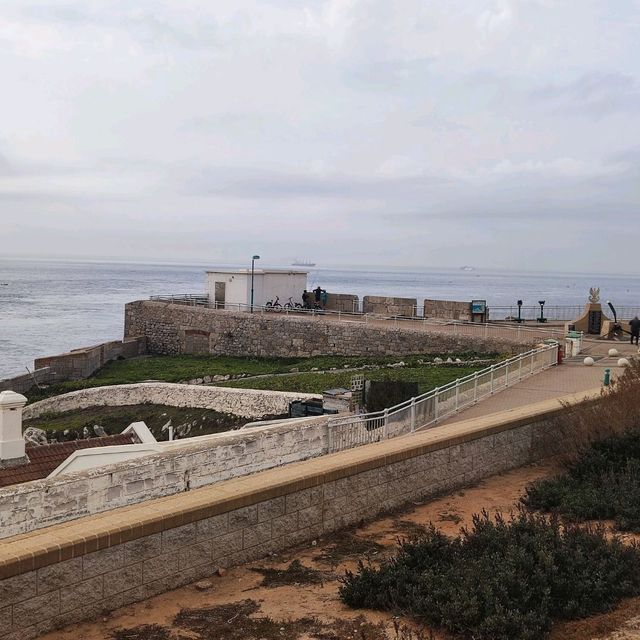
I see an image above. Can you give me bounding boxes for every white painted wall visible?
[205,269,307,309]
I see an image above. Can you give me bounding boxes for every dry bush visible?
[539,357,640,464]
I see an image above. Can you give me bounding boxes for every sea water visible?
[1,258,639,379]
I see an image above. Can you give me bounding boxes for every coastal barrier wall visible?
[0,390,599,640]
[124,301,529,359]
[0,368,55,395]
[34,337,147,381]
[23,383,318,421]
[424,299,473,321]
[362,295,417,317]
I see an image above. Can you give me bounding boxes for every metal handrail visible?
[326,344,559,451]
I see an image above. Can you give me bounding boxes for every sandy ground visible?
[39,462,640,640]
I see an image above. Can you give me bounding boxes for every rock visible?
[583,357,595,366]
[618,358,630,368]
[290,367,299,373]
[213,374,226,382]
[434,357,443,364]
[23,427,47,446]
[194,580,213,591]
[93,425,107,438]
[455,358,462,363]
[311,367,319,371]
[204,376,212,383]
[446,357,454,364]
[608,348,619,358]
[216,567,227,577]
[82,426,91,439]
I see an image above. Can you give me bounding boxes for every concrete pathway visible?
[438,340,638,425]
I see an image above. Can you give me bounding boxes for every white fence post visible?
[473,372,478,402]
[326,421,333,453]
[383,408,389,438]
[454,380,460,411]
[410,398,416,432]
[490,365,495,393]
[434,389,439,422]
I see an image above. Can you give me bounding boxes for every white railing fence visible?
[326,344,559,453]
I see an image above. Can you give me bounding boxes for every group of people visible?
[301,286,328,310]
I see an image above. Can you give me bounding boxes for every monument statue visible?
[589,287,600,304]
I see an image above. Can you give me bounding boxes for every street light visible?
[250,255,260,313]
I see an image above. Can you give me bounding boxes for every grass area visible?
[339,508,640,640]
[26,353,497,402]
[220,365,482,395]
[24,404,247,442]
[523,429,640,532]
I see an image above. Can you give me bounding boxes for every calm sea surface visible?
[1,259,639,379]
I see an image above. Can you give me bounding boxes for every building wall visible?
[362,296,418,317]
[205,272,250,308]
[124,301,527,359]
[261,272,307,307]
[23,383,319,421]
[0,392,587,640]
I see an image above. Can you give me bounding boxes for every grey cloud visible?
[532,72,640,117]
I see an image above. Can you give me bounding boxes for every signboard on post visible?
[471,300,487,314]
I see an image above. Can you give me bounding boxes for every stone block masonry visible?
[0,390,598,640]
[124,301,529,359]
[362,295,417,317]
[23,383,318,421]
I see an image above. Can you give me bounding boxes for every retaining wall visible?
[124,301,527,358]
[23,383,318,421]
[0,390,598,640]
[0,416,330,540]
[324,293,358,313]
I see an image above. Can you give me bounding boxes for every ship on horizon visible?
[291,259,316,267]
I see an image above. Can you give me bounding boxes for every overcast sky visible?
[1,1,639,272]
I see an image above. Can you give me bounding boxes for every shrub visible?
[339,508,640,640]
[523,430,640,531]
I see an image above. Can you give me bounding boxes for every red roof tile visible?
[0,434,136,488]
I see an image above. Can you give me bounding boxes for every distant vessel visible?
[292,259,316,267]
[460,266,475,272]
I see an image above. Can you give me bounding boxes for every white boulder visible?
[583,357,595,367]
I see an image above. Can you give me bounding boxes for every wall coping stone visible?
[0,387,600,580]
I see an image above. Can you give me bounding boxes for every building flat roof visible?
[205,268,309,275]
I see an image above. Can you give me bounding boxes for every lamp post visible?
[250,255,260,313]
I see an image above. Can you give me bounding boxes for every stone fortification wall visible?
[362,295,417,317]
[34,337,147,381]
[0,391,595,640]
[424,299,473,321]
[23,383,318,421]
[0,416,330,540]
[324,293,358,313]
[0,368,55,394]
[124,301,525,358]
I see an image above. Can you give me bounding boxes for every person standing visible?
[629,316,640,345]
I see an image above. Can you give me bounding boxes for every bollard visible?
[604,368,611,386]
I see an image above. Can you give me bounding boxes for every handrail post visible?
[530,352,535,374]
[490,365,494,393]
[326,420,333,453]
[455,380,460,411]
[473,372,478,402]
[434,388,439,422]
[383,408,389,439]
[505,361,509,388]
[410,398,416,432]
[519,355,523,380]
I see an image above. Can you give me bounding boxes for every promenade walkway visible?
[437,340,637,425]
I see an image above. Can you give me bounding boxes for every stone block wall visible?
[124,301,525,359]
[23,383,318,421]
[324,293,359,313]
[0,369,55,394]
[424,299,473,321]
[0,394,573,640]
[0,417,330,540]
[362,295,417,317]
[33,337,147,382]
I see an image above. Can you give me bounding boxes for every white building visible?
[205,268,308,310]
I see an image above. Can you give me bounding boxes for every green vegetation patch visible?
[523,430,640,532]
[220,366,482,395]
[24,404,247,442]
[26,353,497,403]
[339,508,640,640]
